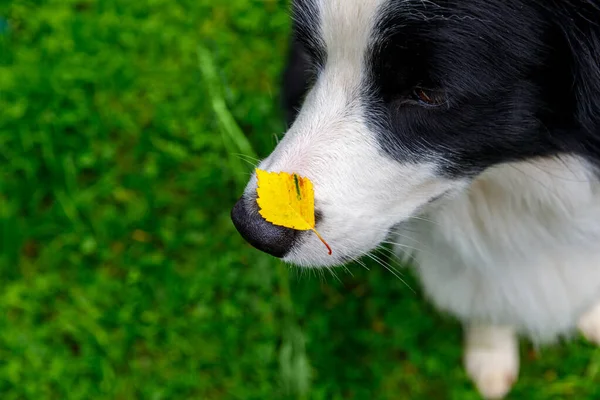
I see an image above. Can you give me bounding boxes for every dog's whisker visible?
[229,154,261,169]
[389,230,426,245]
[379,240,424,254]
[326,265,343,283]
[375,244,409,260]
[341,264,354,277]
[364,252,416,293]
[318,267,327,284]
[341,237,415,292]
[353,257,370,271]
[294,266,303,281]
[378,244,418,264]
[232,153,261,163]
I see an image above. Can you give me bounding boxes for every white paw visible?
[464,326,519,400]
[578,301,600,344]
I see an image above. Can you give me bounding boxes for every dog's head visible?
[232,0,600,267]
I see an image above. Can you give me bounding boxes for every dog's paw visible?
[578,301,600,344]
[464,326,519,400]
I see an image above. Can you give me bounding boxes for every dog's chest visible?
[405,156,600,341]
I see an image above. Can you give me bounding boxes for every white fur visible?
[464,325,519,400]
[403,156,600,343]
[394,156,600,398]
[578,299,600,344]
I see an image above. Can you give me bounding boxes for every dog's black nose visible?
[231,197,298,258]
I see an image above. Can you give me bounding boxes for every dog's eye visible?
[411,88,445,107]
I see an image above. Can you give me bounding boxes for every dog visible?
[231,1,600,398]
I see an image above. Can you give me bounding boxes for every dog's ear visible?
[554,1,600,135]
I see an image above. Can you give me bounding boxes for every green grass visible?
[1,1,600,399]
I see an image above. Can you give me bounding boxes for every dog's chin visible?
[281,226,392,268]
[282,251,350,268]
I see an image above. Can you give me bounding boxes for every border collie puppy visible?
[231,1,600,398]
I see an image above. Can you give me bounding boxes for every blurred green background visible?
[1,1,600,399]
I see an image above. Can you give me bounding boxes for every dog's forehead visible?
[318,0,387,49]
[296,0,438,63]
[295,0,390,63]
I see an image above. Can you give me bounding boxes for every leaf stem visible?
[311,228,332,255]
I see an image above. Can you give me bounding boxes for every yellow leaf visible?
[256,169,314,230]
[256,169,332,255]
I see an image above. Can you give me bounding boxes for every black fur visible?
[281,39,312,127]
[291,0,326,70]
[284,0,600,176]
